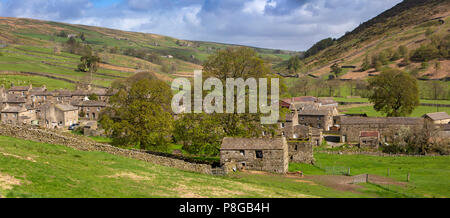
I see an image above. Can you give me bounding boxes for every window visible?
[282,131,285,136]
[295,145,298,151]
[240,150,245,156]
[256,150,263,159]
[281,123,285,128]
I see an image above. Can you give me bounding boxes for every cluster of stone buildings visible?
[0,84,112,129]
[220,96,450,174]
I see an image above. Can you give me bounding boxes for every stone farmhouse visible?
[279,108,323,146]
[39,103,79,129]
[72,101,108,120]
[282,96,339,131]
[0,84,113,129]
[220,137,289,174]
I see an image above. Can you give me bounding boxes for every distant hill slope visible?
[294,0,450,80]
[0,17,297,89]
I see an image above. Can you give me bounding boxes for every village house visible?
[39,103,79,129]
[337,116,424,143]
[72,100,108,120]
[359,131,380,148]
[220,137,289,174]
[7,84,32,97]
[279,109,323,145]
[297,109,334,130]
[423,112,450,125]
[0,105,36,125]
[29,90,53,107]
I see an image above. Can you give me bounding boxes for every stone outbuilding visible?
[359,131,380,148]
[220,137,288,174]
[423,112,450,125]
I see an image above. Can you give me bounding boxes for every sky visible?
[0,0,403,51]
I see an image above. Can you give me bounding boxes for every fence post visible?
[347,168,351,176]
[387,168,390,177]
[366,174,369,183]
[407,172,410,182]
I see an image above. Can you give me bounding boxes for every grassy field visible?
[0,135,362,198]
[1,135,449,198]
[341,105,450,117]
[290,153,450,198]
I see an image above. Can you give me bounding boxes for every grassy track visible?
[290,153,450,198]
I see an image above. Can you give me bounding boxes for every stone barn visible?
[288,141,314,164]
[423,112,450,125]
[359,131,380,148]
[220,137,288,174]
[337,117,424,143]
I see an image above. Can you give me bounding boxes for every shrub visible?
[410,45,439,62]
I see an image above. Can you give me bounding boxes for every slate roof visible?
[298,109,330,116]
[283,96,317,104]
[72,101,108,107]
[1,106,27,113]
[8,86,30,92]
[221,137,287,150]
[423,112,450,121]
[360,131,380,137]
[340,117,424,125]
[5,94,26,103]
[55,104,78,111]
[290,102,320,111]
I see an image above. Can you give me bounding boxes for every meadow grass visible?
[290,153,450,198]
[0,135,448,198]
[0,135,368,198]
[342,105,450,117]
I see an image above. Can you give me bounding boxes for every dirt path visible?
[244,170,407,195]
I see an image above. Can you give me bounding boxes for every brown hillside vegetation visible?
[305,0,450,80]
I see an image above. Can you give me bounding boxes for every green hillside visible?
[0,135,448,198]
[0,17,297,89]
[278,0,449,81]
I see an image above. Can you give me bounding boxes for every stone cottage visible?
[7,84,32,97]
[220,137,288,174]
[359,131,380,148]
[72,100,108,120]
[0,105,36,125]
[39,103,79,129]
[297,109,334,130]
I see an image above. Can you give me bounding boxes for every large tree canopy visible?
[368,69,419,117]
[100,73,173,150]
[173,47,281,154]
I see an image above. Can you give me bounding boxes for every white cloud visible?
[242,0,267,14]
[0,0,404,51]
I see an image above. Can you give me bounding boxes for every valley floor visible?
[0,135,448,198]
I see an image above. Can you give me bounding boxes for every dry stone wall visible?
[0,124,213,174]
